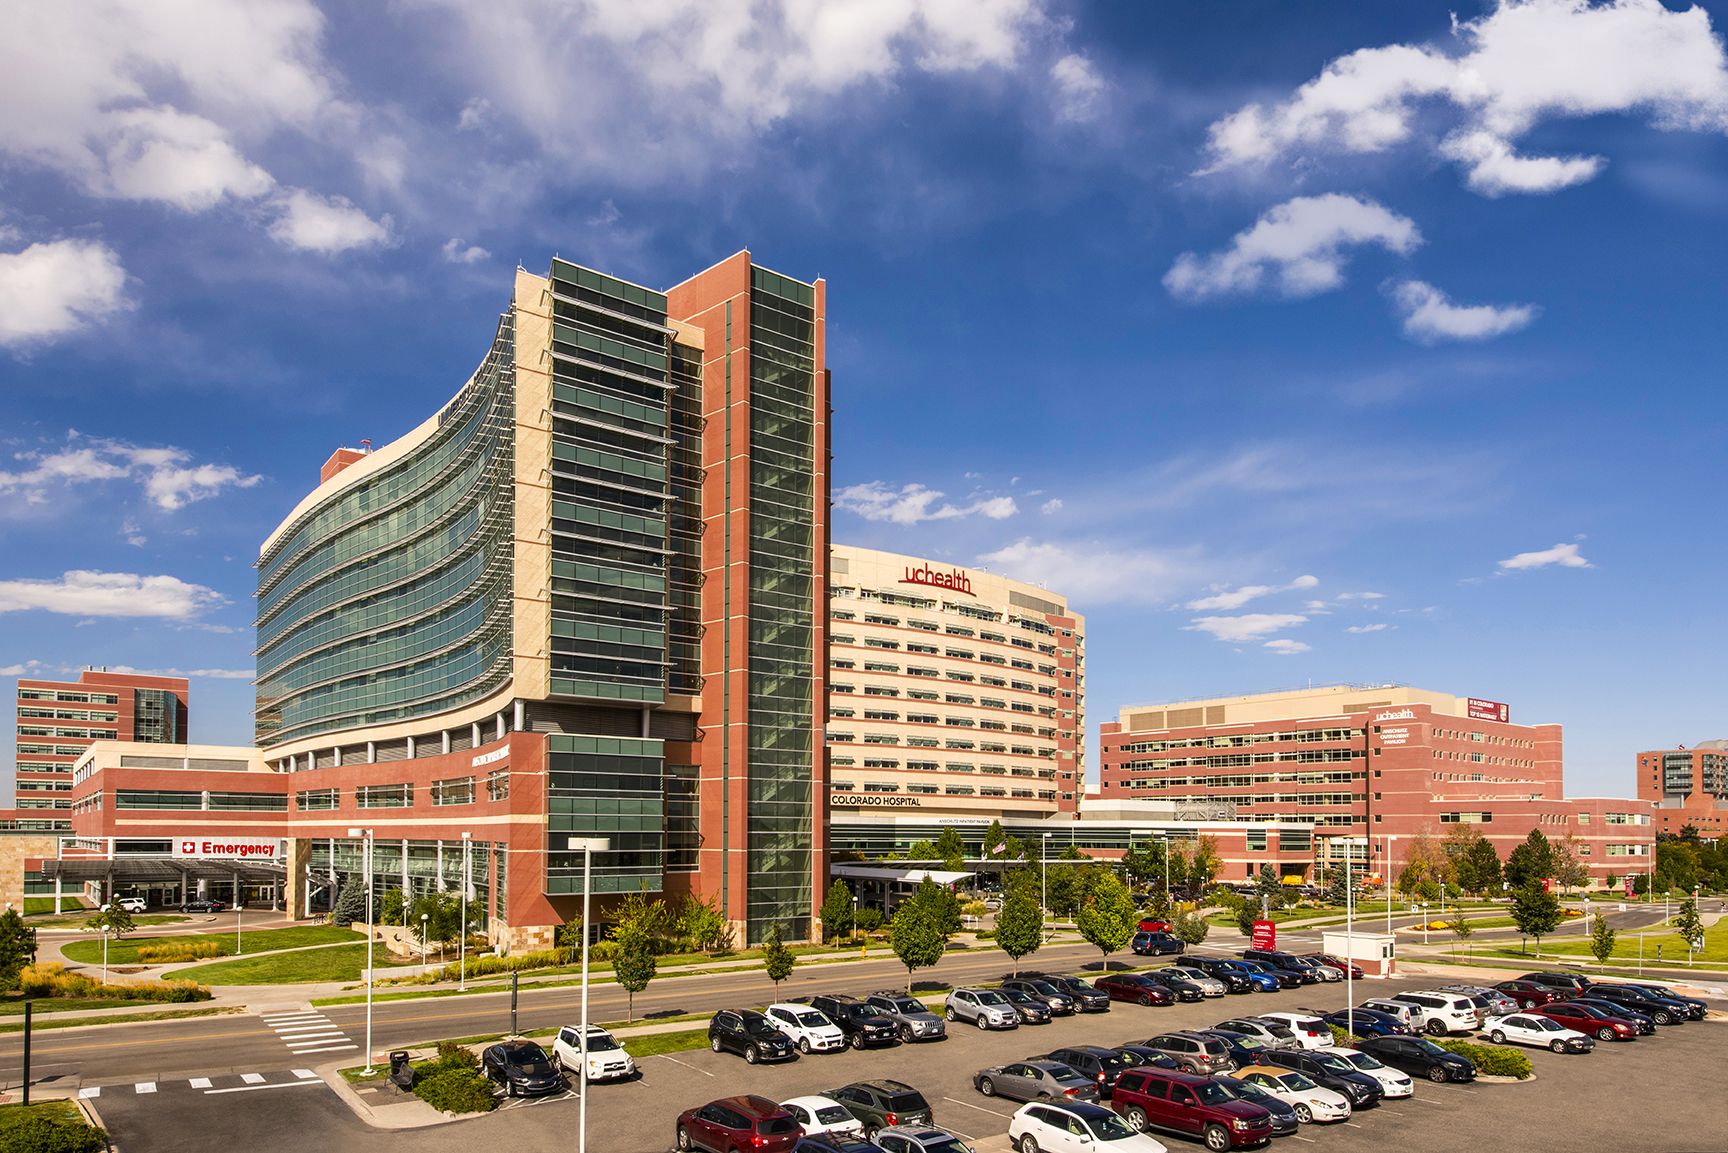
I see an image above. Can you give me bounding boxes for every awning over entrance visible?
[829,864,976,885]
[40,859,288,884]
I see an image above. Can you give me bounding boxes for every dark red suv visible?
[1094,973,1175,1006]
[1110,1068,1273,1151]
[677,1096,803,1153]
[1494,980,1563,1010]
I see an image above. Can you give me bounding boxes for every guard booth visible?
[1322,930,1397,977]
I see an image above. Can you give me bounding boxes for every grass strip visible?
[0,996,165,1017]
[0,1006,243,1034]
[61,925,360,965]
[169,942,412,985]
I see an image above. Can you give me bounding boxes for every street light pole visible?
[347,827,375,1076]
[1345,836,1354,1036]
[570,837,609,1153]
[1384,836,1397,939]
[459,832,471,992]
[421,913,430,976]
[1041,833,1051,939]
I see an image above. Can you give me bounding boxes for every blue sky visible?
[4,0,1727,804]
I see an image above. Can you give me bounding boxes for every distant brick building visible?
[1634,741,1728,839]
[14,669,188,818]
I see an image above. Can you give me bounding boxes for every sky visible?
[3,0,1728,805]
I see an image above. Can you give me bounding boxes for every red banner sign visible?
[1251,920,1277,950]
[1466,698,1509,722]
[901,564,973,594]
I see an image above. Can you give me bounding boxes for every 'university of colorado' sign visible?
[1466,698,1509,722]
[901,564,972,594]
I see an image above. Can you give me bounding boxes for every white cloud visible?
[0,432,262,511]
[1345,623,1389,633]
[1498,542,1591,570]
[266,189,391,253]
[1186,573,1318,611]
[834,481,1018,524]
[456,97,492,130]
[1164,195,1421,302]
[1184,613,1308,642]
[1051,53,1106,123]
[1335,591,1386,600]
[1200,0,1728,196]
[1263,638,1312,655]
[0,570,226,618]
[977,538,1204,605]
[0,662,39,676]
[107,665,254,679]
[0,240,130,347]
[1390,280,1537,343]
[1040,498,1063,514]
[442,238,490,264]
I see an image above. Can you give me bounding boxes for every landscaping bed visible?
[0,1099,107,1153]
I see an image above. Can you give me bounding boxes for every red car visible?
[676,1096,803,1153]
[1094,973,1176,1006]
[1137,918,1173,933]
[1533,1003,1639,1041]
[1111,1068,1273,1150]
[1494,980,1563,1010]
[1302,953,1363,979]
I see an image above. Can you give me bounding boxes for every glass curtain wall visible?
[745,266,818,943]
[545,734,665,893]
[310,836,491,926]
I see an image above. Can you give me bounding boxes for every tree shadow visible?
[644,1007,686,1019]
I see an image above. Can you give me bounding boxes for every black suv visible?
[1033,1045,1133,1098]
[1189,959,1256,994]
[709,1010,796,1064]
[1580,984,1691,1026]
[825,1081,934,1139]
[1624,983,1708,1020]
[1134,970,1204,1003]
[809,995,901,1048]
[1354,1036,1476,1084]
[1261,1050,1383,1108]
[1035,975,1113,1012]
[1238,951,1316,985]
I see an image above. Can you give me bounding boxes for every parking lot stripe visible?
[189,1078,212,1088]
[655,1054,713,1077]
[1291,1136,1316,1143]
[135,1083,156,1094]
[204,1081,328,1096]
[942,1097,1011,1118]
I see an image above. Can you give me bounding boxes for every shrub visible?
[136,942,229,963]
[1,1116,109,1153]
[1434,1038,1532,1079]
[972,929,996,940]
[1328,1024,1353,1047]
[434,1040,479,1071]
[15,962,210,1002]
[413,1068,497,1114]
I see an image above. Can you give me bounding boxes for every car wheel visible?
[1654,1011,1673,1025]
[946,1007,957,1022]
[676,1127,693,1151]
[1124,1107,1148,1132]
[1427,1065,1449,1083]
[711,1036,722,1053]
[506,1079,518,1098]
[1490,1029,1507,1044]
[1293,1104,1312,1124]
[1549,1039,1567,1054]
[798,1038,811,1055]
[865,1128,880,1142]
[977,1016,990,1030]
[744,1045,759,1065]
[901,1025,915,1044]
[1139,995,1151,1007]
[1520,1000,1537,1010]
[1597,1027,1615,1042]
[979,1077,996,1097]
[1204,1124,1231,1152]
[1018,1135,1040,1153]
[1427,1020,1447,1036]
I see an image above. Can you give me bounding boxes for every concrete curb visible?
[1475,1072,1536,1084]
[316,1055,460,1130]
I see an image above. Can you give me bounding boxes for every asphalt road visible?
[81,972,1728,1153]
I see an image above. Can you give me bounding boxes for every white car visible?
[550,1024,636,1082]
[102,897,147,914]
[1485,1013,1596,1054]
[1253,1013,1332,1050]
[1358,999,1420,1029]
[1008,1100,1167,1153]
[1160,967,1226,997]
[1315,1046,1414,1097]
[1234,1067,1351,1124]
[781,1095,865,1138]
[765,1003,847,1054]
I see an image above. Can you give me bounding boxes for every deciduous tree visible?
[1076,872,1136,961]
[889,901,945,993]
[0,907,38,991]
[1588,911,1617,968]
[1509,881,1563,956]
[762,924,797,995]
[994,884,1043,975]
[818,879,854,944]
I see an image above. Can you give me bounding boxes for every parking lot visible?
[388,972,1728,1153]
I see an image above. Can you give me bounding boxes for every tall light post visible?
[347,827,376,1076]
[459,832,471,992]
[1041,833,1051,939]
[569,837,610,1153]
[1383,835,1397,939]
[1345,836,1354,1036]
[420,913,430,976]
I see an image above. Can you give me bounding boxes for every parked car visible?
[1210,1075,1299,1138]
[1107,1068,1272,1151]
[1035,1046,1135,1098]
[809,994,901,1049]
[1232,1066,1350,1125]
[1383,991,1481,1035]
[875,1126,974,1153]
[677,1097,802,1153]
[102,897,147,914]
[974,1060,1100,1105]
[1438,984,1519,1018]
[1193,1031,1269,1070]
[551,1024,635,1082]
[1352,1036,1476,1084]
[1001,987,1053,1024]
[1189,959,1265,993]
[1357,998,1420,1029]
[1321,1008,1407,1038]
[1313,1046,1414,1097]
[1132,1032,1238,1076]
[1009,1101,1172,1153]
[767,1003,848,1055]
[710,1009,797,1063]
[1132,932,1187,957]
[1251,1014,1332,1051]
[781,1096,865,1139]
[1112,1045,1182,1072]
[1232,961,1301,990]
[796,1134,879,1153]
[1619,982,1708,1020]
[1036,975,1113,1012]
[180,899,225,913]
[1160,966,1227,997]
[1002,978,1079,1016]
[1494,979,1564,1010]
[1211,1018,1299,1051]
[1286,958,1340,983]
[945,987,1020,1030]
[480,1039,564,1097]
[1133,970,1205,1003]
[866,993,948,1043]
[1482,1013,1596,1053]
[1095,973,1175,1007]
[1518,971,1593,995]
[1568,999,1656,1035]
[826,1080,935,1138]
[1136,918,1173,933]
[1581,984,1691,1025]
[1533,1002,1640,1041]
[1301,953,1363,979]
[1259,1050,1383,1109]
[1238,952,1316,985]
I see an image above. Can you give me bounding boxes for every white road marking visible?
[241,1074,266,1084]
[288,1045,358,1054]
[293,1070,318,1079]
[1291,1136,1317,1143]
[78,1088,100,1099]
[274,1026,343,1036]
[204,1081,327,1095]
[943,1096,1010,1117]
[656,1054,714,1076]
[135,1083,156,1094]
[188,1078,212,1089]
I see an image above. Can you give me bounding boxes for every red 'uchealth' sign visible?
[1251,920,1277,950]
[901,564,973,594]
[1466,698,1509,722]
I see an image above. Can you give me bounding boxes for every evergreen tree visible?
[934,827,966,870]
[1588,912,1618,968]
[818,879,854,944]
[1504,829,1555,890]
[1326,868,1358,908]
[994,884,1043,975]
[1076,872,1137,961]
[1235,904,1258,938]
[331,874,367,927]
[1457,836,1503,895]
[381,887,405,925]
[889,901,945,993]
[1509,880,1563,956]
[1254,864,1285,910]
[0,907,38,991]
[762,924,797,995]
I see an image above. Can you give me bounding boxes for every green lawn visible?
[623,1028,709,1057]
[0,995,159,1017]
[171,942,410,985]
[1467,913,1728,965]
[61,924,360,965]
[0,1099,89,1132]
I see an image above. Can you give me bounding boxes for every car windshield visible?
[744,1018,779,1035]
[759,1118,799,1136]
[1409,1039,1450,1057]
[1025,982,1061,995]
[887,1094,929,1114]
[1225,1081,1272,1102]
[887,999,925,1014]
[1191,1083,1233,1106]
[1276,1072,1317,1091]
[1003,990,1037,1003]
[1341,1053,1384,1070]
[1066,981,1100,993]
[923,1140,970,1153]
[816,1107,853,1125]
[797,1012,830,1027]
[1086,1113,1138,1141]
[508,1044,548,1064]
[974,991,1008,1006]
[583,1036,621,1052]
[1312,1055,1352,1073]
[1264,1025,1294,1038]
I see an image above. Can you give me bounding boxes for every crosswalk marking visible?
[189,1078,212,1088]
[259,1009,358,1055]
[241,1073,266,1084]
[293,1070,318,1079]
[78,1088,100,1099]
[135,1083,156,1094]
